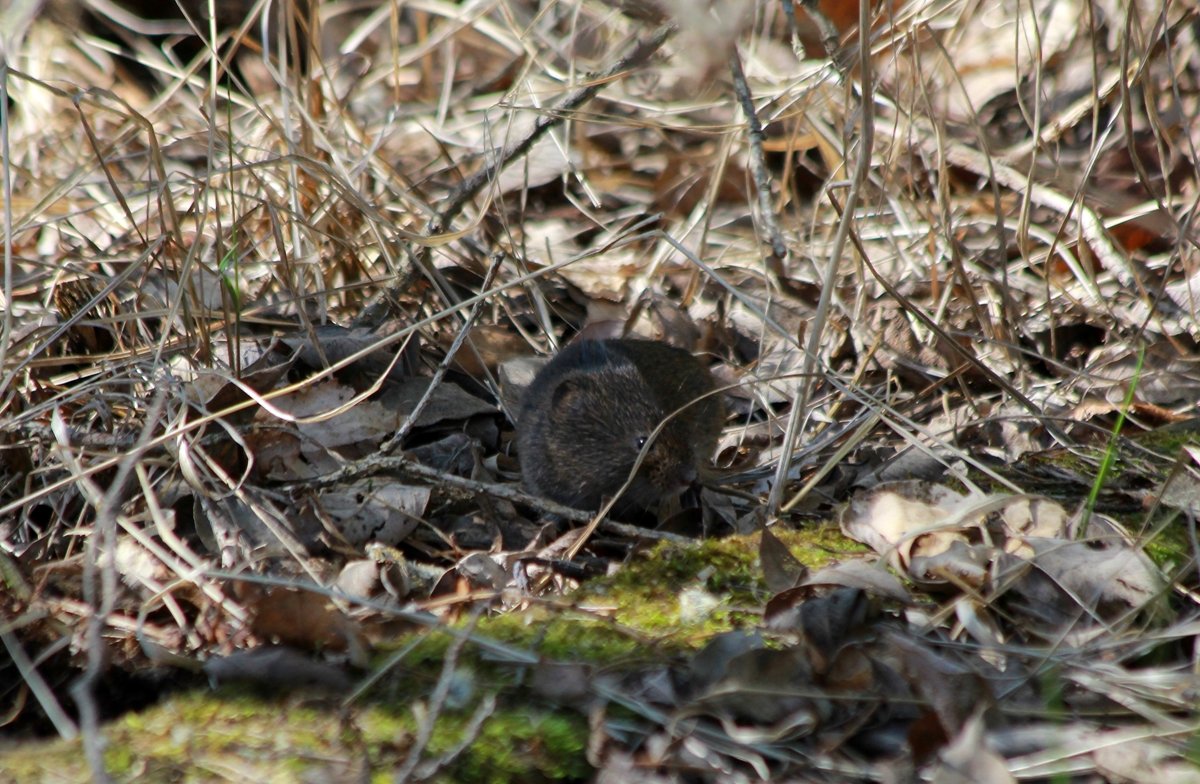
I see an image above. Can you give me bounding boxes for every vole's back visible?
[604,339,724,451]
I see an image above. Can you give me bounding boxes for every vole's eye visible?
[634,435,648,451]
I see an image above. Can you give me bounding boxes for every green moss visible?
[353,694,590,783]
[103,745,135,775]
[478,610,644,662]
[425,710,589,784]
[1129,511,1193,571]
[0,689,591,783]
[0,691,355,783]
[367,528,860,676]
[1,528,865,782]
[772,524,867,565]
[569,527,863,639]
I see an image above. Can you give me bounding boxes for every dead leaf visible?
[686,631,764,696]
[280,323,419,391]
[839,481,979,584]
[889,632,995,744]
[801,558,912,604]
[759,527,808,593]
[691,646,828,741]
[300,481,428,547]
[457,552,508,591]
[238,584,365,661]
[498,355,547,422]
[268,377,496,459]
[1022,536,1163,617]
[1093,736,1200,784]
[446,325,529,377]
[998,497,1070,554]
[931,710,1015,784]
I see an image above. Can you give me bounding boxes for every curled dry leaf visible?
[299,481,429,547]
[930,711,1016,784]
[1019,536,1163,618]
[910,539,991,590]
[334,559,385,600]
[801,558,912,604]
[844,482,1165,628]
[839,481,982,586]
[997,496,1070,555]
[333,558,422,603]
[237,584,366,661]
[758,526,808,594]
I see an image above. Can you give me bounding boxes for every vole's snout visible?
[652,453,698,496]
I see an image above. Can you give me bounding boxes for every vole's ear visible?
[550,377,588,413]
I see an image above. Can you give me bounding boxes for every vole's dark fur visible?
[517,339,724,512]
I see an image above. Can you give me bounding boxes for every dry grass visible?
[2,0,1200,780]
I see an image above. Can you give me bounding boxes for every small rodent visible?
[517,338,724,512]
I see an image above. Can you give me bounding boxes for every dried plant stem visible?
[378,254,502,455]
[429,23,675,236]
[286,450,694,546]
[769,0,875,515]
[729,50,787,264]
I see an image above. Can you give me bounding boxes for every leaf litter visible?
[2,0,1200,781]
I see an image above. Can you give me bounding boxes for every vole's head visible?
[545,352,699,510]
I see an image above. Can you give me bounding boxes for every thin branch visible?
[729,49,788,265]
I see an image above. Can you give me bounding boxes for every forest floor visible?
[2,0,1200,781]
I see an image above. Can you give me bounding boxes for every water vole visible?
[517,339,724,512]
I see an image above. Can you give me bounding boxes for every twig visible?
[728,50,788,265]
[1,630,78,740]
[377,254,502,455]
[769,0,876,515]
[428,23,676,237]
[282,451,695,547]
[63,392,166,783]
